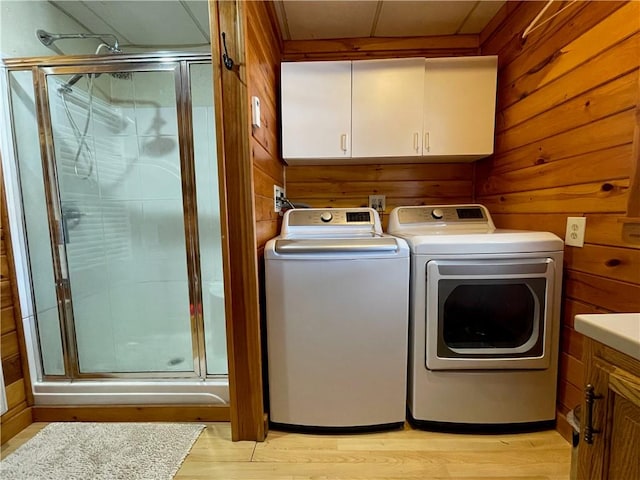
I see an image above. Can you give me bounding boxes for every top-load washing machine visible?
[265,207,409,430]
[388,204,564,428]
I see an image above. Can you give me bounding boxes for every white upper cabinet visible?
[280,56,497,164]
[281,61,352,161]
[423,56,498,158]
[351,58,425,158]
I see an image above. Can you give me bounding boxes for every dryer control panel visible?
[397,206,488,224]
[388,204,496,233]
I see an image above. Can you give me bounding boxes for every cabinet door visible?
[281,61,352,160]
[424,56,497,157]
[607,379,640,480]
[352,58,425,158]
[578,360,640,480]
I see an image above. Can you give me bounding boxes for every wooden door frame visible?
[209,0,266,441]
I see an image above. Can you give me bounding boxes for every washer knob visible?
[320,211,333,223]
[431,208,444,220]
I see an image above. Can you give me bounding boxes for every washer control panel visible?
[287,209,373,226]
[281,208,383,238]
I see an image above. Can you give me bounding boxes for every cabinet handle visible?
[584,384,602,445]
[424,132,430,153]
[413,132,419,152]
[340,134,348,153]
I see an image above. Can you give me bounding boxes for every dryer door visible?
[425,257,556,370]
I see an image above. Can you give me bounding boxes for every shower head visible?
[38,28,131,93]
[36,29,122,53]
[36,29,56,46]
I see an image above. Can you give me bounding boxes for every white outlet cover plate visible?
[368,195,385,212]
[565,216,586,247]
[274,185,284,213]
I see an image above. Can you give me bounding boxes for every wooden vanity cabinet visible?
[577,338,640,480]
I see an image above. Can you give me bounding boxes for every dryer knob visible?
[431,208,444,220]
[320,211,333,223]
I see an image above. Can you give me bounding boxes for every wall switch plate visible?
[251,96,261,128]
[565,217,586,247]
[368,195,385,214]
[274,185,284,213]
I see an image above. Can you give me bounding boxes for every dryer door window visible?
[425,257,555,370]
[439,279,543,355]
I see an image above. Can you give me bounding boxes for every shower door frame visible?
[6,53,218,380]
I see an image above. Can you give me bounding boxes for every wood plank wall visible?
[283,37,486,225]
[476,0,640,442]
[246,1,285,251]
[0,164,33,444]
[245,1,285,429]
[282,35,479,61]
[286,164,474,229]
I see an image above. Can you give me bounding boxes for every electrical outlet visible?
[368,195,385,214]
[565,217,586,247]
[274,185,285,213]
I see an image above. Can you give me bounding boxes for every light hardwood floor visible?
[1,422,571,479]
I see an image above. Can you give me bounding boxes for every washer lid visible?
[275,237,400,254]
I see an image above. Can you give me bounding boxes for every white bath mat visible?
[0,422,205,480]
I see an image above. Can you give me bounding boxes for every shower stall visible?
[2,51,228,405]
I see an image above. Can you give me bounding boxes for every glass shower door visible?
[42,65,198,375]
[190,63,228,375]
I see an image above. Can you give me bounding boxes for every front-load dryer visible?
[388,204,563,429]
[266,208,409,431]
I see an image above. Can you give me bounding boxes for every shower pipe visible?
[36,30,127,91]
[36,29,122,53]
[38,30,127,181]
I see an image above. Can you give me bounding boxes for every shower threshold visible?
[32,378,229,405]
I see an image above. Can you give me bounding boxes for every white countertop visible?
[575,313,640,361]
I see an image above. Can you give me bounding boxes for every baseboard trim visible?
[32,404,230,423]
[1,407,33,445]
[555,411,573,444]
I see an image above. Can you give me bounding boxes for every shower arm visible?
[36,29,121,52]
